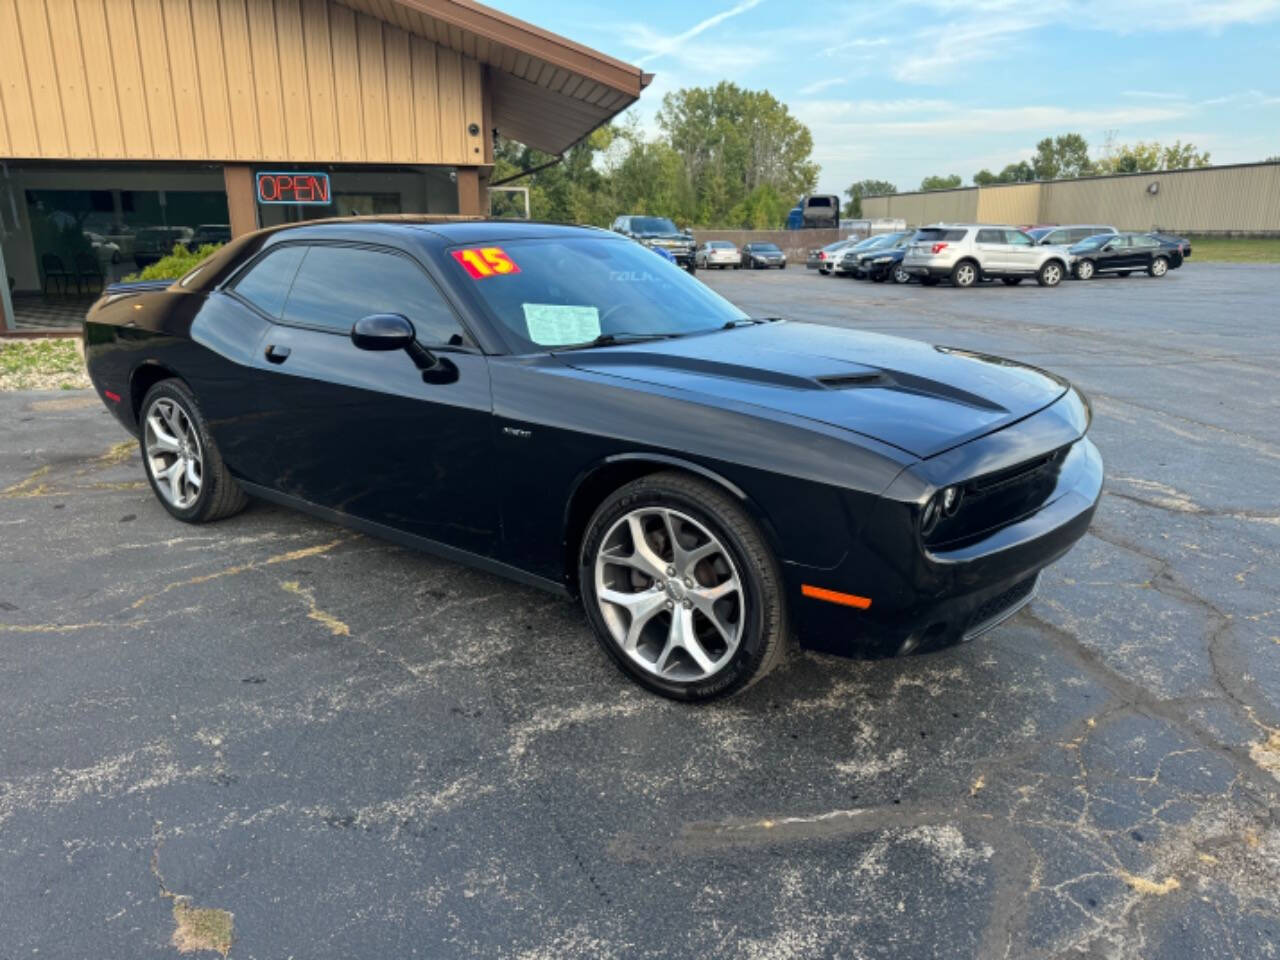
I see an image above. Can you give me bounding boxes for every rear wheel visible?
[1037,261,1064,287]
[580,472,787,701]
[1075,259,1095,280]
[1001,277,1023,286]
[140,379,247,523]
[1149,256,1169,277]
[892,266,912,284]
[951,261,978,288]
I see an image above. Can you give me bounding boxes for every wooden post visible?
[224,164,258,237]
[456,167,483,217]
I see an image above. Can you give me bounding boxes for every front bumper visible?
[786,400,1102,659]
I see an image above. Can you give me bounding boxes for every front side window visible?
[1107,236,1131,249]
[283,245,466,345]
[232,245,307,319]
[453,236,749,352]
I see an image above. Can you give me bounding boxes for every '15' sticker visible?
[451,246,520,279]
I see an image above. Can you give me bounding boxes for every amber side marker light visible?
[801,585,872,609]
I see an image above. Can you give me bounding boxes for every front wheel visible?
[580,472,788,701]
[1149,257,1168,277]
[1075,259,1095,280]
[779,263,786,270]
[1037,261,1064,287]
[140,379,247,523]
[686,263,697,275]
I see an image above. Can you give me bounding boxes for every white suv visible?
[902,224,1070,288]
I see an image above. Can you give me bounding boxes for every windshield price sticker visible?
[451,247,520,279]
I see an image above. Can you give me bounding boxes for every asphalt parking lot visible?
[2,261,1278,959]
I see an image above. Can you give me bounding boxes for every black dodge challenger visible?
[84,218,1102,700]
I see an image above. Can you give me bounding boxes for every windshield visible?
[630,217,680,235]
[752,243,781,252]
[1071,235,1109,250]
[455,236,749,352]
[851,235,890,252]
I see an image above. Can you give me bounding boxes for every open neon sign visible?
[256,171,332,205]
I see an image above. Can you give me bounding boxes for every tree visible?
[843,179,897,216]
[920,174,962,191]
[973,169,999,186]
[998,161,1035,183]
[1032,133,1092,180]
[1094,139,1211,174]
[657,82,818,227]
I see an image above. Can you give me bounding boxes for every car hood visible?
[556,322,1069,459]
[637,232,693,243]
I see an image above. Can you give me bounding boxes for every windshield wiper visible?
[557,331,684,350]
[722,316,782,328]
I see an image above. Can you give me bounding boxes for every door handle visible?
[265,344,291,364]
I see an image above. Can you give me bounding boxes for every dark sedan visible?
[740,242,786,269]
[842,232,915,282]
[84,219,1101,701]
[1069,232,1184,280]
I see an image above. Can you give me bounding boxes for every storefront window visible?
[25,186,229,290]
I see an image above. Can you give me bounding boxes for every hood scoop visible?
[816,372,886,389]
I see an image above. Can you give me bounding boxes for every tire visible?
[1117,271,1131,277]
[1001,277,1023,286]
[951,260,978,288]
[1148,256,1168,278]
[579,471,788,701]
[733,264,740,270]
[780,263,786,270]
[1037,260,1064,287]
[892,266,912,284]
[687,263,697,275]
[139,379,247,524]
[1075,259,1095,280]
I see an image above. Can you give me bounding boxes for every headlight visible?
[873,256,893,263]
[921,485,963,536]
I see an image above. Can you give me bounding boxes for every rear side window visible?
[233,245,306,319]
[917,228,968,242]
[976,229,1004,243]
[1044,229,1070,244]
[282,245,467,345]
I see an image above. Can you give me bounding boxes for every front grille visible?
[963,575,1038,640]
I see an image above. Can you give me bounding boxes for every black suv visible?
[611,215,697,272]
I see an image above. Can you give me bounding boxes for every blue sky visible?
[489,0,1280,195]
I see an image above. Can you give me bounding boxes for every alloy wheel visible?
[144,397,203,509]
[1077,260,1094,280]
[955,263,976,287]
[1042,263,1062,286]
[893,266,910,284]
[1152,258,1168,276]
[593,507,744,682]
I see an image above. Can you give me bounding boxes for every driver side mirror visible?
[1102,243,1115,252]
[351,313,457,384]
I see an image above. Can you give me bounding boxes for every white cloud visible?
[799,77,845,95]
[628,0,767,66]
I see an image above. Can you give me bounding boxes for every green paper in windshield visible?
[523,303,601,345]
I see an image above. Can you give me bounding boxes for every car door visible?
[254,242,498,556]
[1003,229,1039,273]
[974,228,1010,272]
[1098,235,1131,272]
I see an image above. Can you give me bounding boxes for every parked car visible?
[1149,232,1192,258]
[133,226,195,267]
[833,234,895,276]
[1069,232,1184,280]
[844,232,916,282]
[741,242,786,269]
[1031,224,1117,247]
[799,195,841,229]
[83,217,1101,701]
[191,224,232,247]
[809,239,857,273]
[695,240,740,269]
[611,215,697,272]
[902,224,1070,288]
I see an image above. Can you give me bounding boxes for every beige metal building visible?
[0,0,650,330]
[862,161,1280,233]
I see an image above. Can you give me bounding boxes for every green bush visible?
[124,243,223,282]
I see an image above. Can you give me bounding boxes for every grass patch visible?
[0,338,90,391]
[171,899,234,957]
[1185,235,1280,263]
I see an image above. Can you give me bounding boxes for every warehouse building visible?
[862,161,1280,234]
[0,0,650,330]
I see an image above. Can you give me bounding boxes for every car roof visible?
[256,216,613,246]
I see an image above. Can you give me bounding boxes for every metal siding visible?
[976,182,1040,226]
[0,0,489,164]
